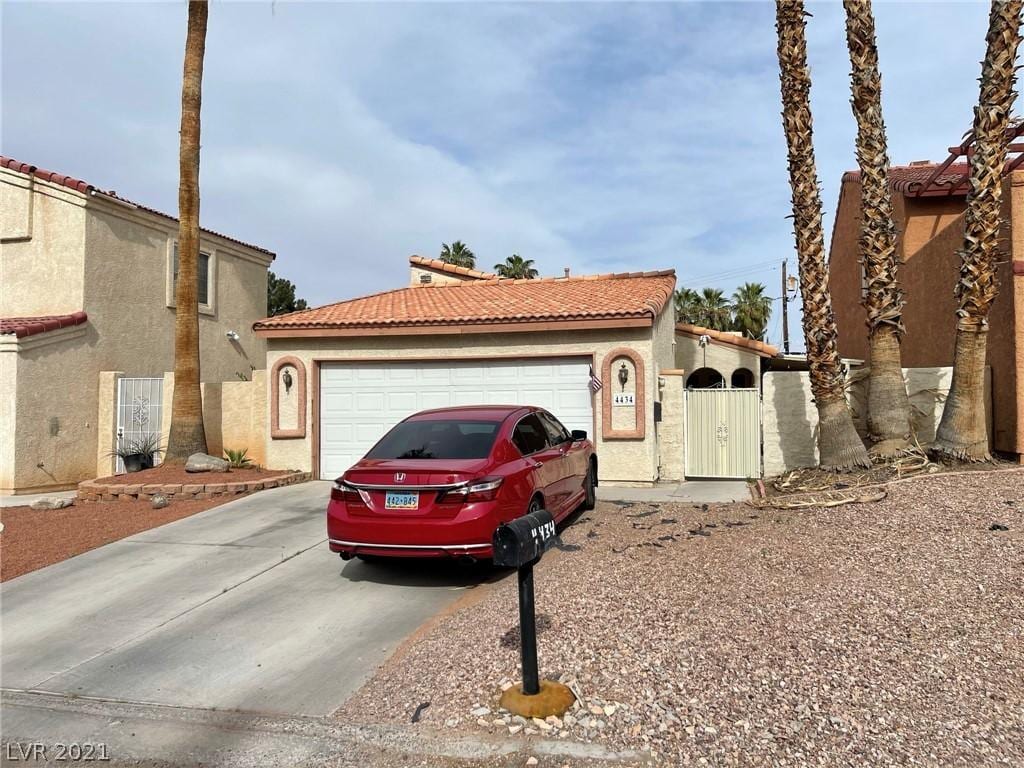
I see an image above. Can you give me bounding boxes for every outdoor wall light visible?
[282,368,293,394]
[226,330,240,341]
[618,362,629,391]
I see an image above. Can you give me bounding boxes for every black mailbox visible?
[492,509,557,568]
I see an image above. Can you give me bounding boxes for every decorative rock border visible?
[77,471,311,503]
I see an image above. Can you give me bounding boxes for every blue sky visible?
[1,2,1004,348]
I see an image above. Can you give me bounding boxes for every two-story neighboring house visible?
[0,157,275,493]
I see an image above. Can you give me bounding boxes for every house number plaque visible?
[612,393,635,407]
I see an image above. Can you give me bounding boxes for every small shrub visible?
[224,447,252,468]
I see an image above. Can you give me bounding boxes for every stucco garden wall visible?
[762,366,992,476]
[264,324,664,486]
[3,325,98,492]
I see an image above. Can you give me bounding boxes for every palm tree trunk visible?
[166,0,209,462]
[776,0,871,471]
[844,0,913,457]
[934,0,1022,461]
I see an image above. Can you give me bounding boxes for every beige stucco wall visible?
[409,265,482,286]
[2,325,99,492]
[657,371,686,482]
[762,366,992,476]
[264,321,666,485]
[1,167,274,492]
[1,171,87,316]
[0,340,18,491]
[675,334,761,389]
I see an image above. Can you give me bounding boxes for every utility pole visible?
[781,259,791,354]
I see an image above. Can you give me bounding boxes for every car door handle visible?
[531,461,543,469]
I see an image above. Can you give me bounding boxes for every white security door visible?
[115,377,164,474]
[685,388,761,479]
[319,358,593,479]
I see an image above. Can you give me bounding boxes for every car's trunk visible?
[341,458,491,518]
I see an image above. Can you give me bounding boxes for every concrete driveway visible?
[1,481,490,717]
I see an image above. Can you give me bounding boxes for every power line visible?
[679,260,779,285]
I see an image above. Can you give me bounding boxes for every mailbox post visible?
[492,509,575,717]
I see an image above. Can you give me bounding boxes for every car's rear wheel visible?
[581,463,596,510]
[528,495,544,514]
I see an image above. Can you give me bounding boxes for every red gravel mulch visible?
[0,495,241,582]
[93,465,291,486]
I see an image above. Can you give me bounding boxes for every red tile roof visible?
[675,322,779,358]
[409,255,496,280]
[1,156,275,257]
[842,163,970,196]
[256,270,677,333]
[0,312,88,339]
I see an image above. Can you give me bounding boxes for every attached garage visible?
[318,358,593,479]
[255,256,683,486]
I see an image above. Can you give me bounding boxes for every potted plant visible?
[111,433,163,473]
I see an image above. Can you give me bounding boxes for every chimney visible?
[563,267,570,278]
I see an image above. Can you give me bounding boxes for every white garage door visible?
[319,358,593,479]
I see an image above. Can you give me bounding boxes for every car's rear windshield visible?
[366,419,501,460]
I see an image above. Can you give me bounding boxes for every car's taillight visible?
[438,477,503,504]
[332,481,369,506]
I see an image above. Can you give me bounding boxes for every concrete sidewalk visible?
[597,480,750,504]
[0,489,77,507]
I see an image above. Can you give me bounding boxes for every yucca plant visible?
[223,447,252,468]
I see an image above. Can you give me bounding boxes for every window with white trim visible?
[171,243,213,307]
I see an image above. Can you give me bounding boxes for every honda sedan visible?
[327,405,596,560]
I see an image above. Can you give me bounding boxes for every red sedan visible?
[328,405,597,560]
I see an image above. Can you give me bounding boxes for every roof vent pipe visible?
[564,267,570,278]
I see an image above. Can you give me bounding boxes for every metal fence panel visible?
[685,388,761,479]
[115,377,164,474]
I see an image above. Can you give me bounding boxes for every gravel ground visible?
[0,495,239,581]
[338,469,1024,766]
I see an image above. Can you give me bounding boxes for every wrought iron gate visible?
[685,388,761,479]
[115,377,164,473]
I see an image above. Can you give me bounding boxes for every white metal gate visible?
[115,377,164,473]
[685,388,761,479]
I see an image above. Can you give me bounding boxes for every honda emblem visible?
[394,472,406,483]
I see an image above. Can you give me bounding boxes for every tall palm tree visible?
[697,288,732,331]
[731,282,772,340]
[166,0,209,462]
[845,0,913,458]
[440,241,476,269]
[776,0,871,470]
[935,0,1023,461]
[494,254,539,279]
[674,288,702,324]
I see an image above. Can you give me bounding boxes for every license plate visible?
[385,491,419,510]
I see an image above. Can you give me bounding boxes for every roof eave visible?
[255,315,654,338]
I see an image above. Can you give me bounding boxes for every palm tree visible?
[845,0,914,457]
[440,241,476,269]
[674,288,702,324]
[494,254,538,279]
[776,0,871,470]
[935,0,1023,461]
[731,282,772,340]
[696,288,732,331]
[166,0,209,462]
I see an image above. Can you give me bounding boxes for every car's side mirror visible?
[571,429,588,441]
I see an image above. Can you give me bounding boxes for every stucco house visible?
[0,157,275,493]
[828,161,1024,461]
[255,256,778,485]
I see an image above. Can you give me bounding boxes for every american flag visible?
[588,365,603,392]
